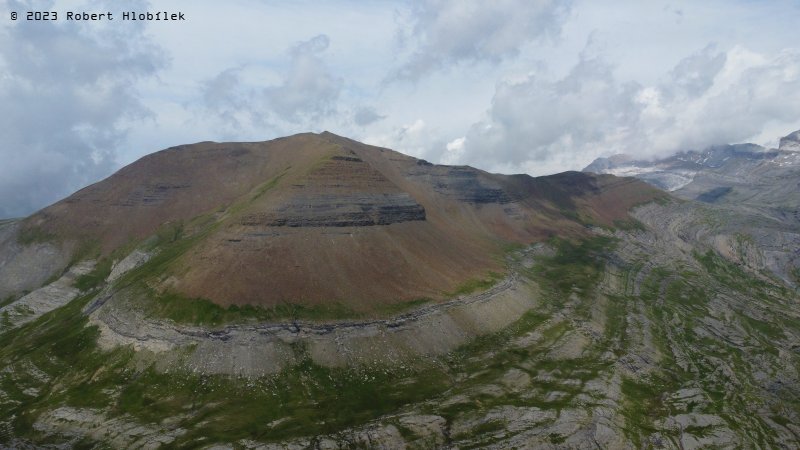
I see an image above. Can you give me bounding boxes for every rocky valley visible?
[0,132,798,449]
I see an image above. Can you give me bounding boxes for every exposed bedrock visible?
[408,166,512,204]
[0,220,73,301]
[88,272,536,376]
[241,193,426,227]
[0,260,94,331]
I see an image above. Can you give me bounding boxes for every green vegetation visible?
[1,235,614,446]
[612,217,647,231]
[791,267,800,285]
[110,349,450,445]
[694,249,773,294]
[73,258,113,292]
[528,235,615,300]
[469,419,505,435]
[144,289,362,325]
[0,288,453,446]
[448,271,503,297]
[0,294,19,308]
[0,231,796,448]
[620,376,670,448]
[15,225,57,245]
[373,297,433,316]
[251,171,287,201]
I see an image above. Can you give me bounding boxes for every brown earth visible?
[21,132,664,312]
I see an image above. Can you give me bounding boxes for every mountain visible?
[7,132,657,314]
[583,130,800,218]
[1,132,799,448]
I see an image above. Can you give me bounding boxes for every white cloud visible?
[442,136,466,164]
[389,0,571,81]
[454,42,800,175]
[364,119,445,159]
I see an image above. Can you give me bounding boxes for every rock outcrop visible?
[779,129,800,152]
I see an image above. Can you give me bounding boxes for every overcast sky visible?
[2,0,800,217]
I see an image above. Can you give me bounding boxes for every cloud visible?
[200,34,342,134]
[389,0,571,81]
[264,34,342,123]
[353,106,386,126]
[454,42,800,175]
[664,44,727,99]
[0,0,167,218]
[364,118,449,159]
[201,68,253,130]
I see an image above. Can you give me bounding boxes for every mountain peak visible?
[779,129,800,152]
[12,133,661,314]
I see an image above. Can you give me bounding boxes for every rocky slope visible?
[0,133,798,448]
[584,129,800,289]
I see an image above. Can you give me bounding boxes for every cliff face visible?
[242,150,426,228]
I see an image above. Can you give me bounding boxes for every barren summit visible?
[17,132,660,315]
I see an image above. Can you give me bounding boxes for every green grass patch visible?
[145,290,363,325]
[613,217,647,231]
[251,171,287,201]
[603,295,630,355]
[741,315,783,341]
[528,235,616,300]
[448,271,504,297]
[790,267,800,285]
[684,424,713,437]
[114,349,450,445]
[373,297,433,317]
[16,225,57,245]
[73,259,113,292]
[469,419,505,436]
[0,294,19,308]
[0,291,133,438]
[0,281,455,446]
[620,376,671,447]
[694,249,775,295]
[770,414,790,427]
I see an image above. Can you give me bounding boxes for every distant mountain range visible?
[584,130,800,226]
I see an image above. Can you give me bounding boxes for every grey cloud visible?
[665,44,726,99]
[353,107,386,126]
[200,35,342,131]
[390,0,571,81]
[264,34,342,123]
[201,68,256,130]
[0,0,167,218]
